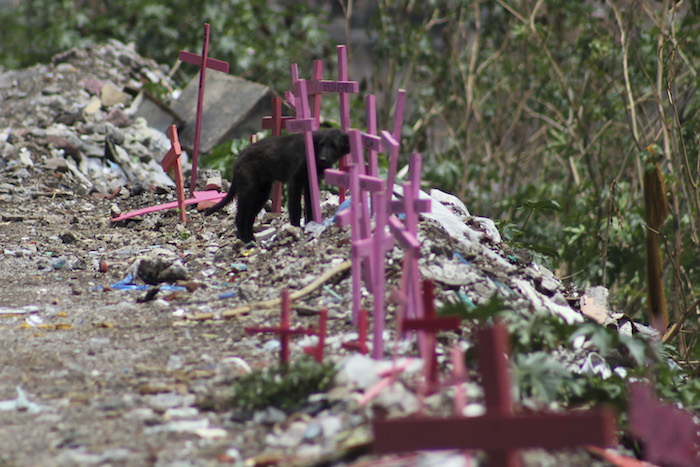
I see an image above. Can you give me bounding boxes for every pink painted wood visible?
[261,97,293,213]
[111,124,227,223]
[303,309,328,363]
[342,307,368,355]
[324,130,391,332]
[178,23,230,194]
[402,280,461,390]
[373,324,617,466]
[628,382,699,466]
[244,289,315,366]
[287,79,322,223]
[110,190,225,222]
[160,125,186,222]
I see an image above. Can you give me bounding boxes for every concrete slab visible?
[172,71,273,153]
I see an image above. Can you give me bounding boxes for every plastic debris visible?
[0,386,45,413]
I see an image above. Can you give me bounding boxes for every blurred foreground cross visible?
[373,324,617,467]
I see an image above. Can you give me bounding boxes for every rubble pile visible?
[0,39,178,197]
[0,41,661,466]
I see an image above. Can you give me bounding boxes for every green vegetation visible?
[230,358,337,413]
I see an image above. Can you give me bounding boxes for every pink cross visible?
[261,97,294,213]
[303,309,328,364]
[160,125,186,222]
[402,280,461,390]
[244,290,315,366]
[628,382,699,466]
[373,324,617,466]
[111,125,226,223]
[178,23,230,194]
[388,154,431,344]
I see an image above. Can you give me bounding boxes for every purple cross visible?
[373,324,617,466]
[178,23,230,194]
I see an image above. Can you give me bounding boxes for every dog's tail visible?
[204,182,236,216]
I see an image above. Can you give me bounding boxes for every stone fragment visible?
[171,71,273,153]
[100,83,130,107]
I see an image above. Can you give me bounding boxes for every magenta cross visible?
[244,289,315,366]
[628,382,699,466]
[261,97,294,213]
[402,280,461,390]
[178,23,230,194]
[373,324,617,466]
[160,125,186,222]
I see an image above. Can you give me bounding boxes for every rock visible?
[100,83,130,107]
[171,71,273,153]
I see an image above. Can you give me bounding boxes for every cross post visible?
[372,324,617,466]
[244,289,315,366]
[178,23,230,194]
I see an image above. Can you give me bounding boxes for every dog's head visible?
[314,129,350,169]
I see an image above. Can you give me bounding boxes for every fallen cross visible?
[628,381,699,466]
[177,23,230,193]
[373,324,617,467]
[110,125,225,222]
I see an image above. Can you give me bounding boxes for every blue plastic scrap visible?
[108,273,185,292]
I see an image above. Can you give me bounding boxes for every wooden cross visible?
[388,153,431,338]
[303,309,328,364]
[373,324,617,466]
[110,126,226,223]
[261,96,294,213]
[286,46,358,202]
[341,307,369,355]
[244,289,315,366]
[628,382,699,466]
[160,125,186,222]
[402,280,461,390]
[178,23,230,193]
[325,131,394,357]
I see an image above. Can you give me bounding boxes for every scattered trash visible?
[0,386,45,413]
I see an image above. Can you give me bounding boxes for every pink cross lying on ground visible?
[110,125,225,222]
[373,324,617,467]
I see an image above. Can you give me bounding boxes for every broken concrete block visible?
[101,83,130,107]
[130,90,185,134]
[171,71,273,154]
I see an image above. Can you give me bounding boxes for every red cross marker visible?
[261,97,294,213]
[178,23,230,194]
[160,125,186,222]
[245,289,315,366]
[341,308,369,355]
[303,309,328,364]
[402,280,461,390]
[628,382,699,466]
[373,324,617,466]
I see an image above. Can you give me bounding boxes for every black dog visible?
[205,128,349,243]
